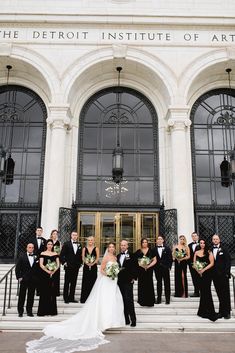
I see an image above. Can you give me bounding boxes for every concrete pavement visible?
[0,332,235,353]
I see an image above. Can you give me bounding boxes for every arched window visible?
[76,87,159,207]
[0,85,46,206]
[191,88,235,255]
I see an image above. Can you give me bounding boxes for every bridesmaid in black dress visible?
[80,236,99,303]
[37,239,60,316]
[50,229,61,296]
[135,238,156,307]
[172,235,190,298]
[193,238,218,321]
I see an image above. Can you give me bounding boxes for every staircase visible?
[0,264,235,332]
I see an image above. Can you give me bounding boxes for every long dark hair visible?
[141,237,149,247]
[199,238,209,255]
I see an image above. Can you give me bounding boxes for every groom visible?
[117,239,137,327]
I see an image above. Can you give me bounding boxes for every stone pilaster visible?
[167,107,194,241]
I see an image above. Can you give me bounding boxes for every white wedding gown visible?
[26,262,125,353]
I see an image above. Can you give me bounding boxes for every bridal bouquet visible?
[53,245,61,254]
[138,256,151,268]
[105,262,120,280]
[46,260,57,276]
[173,249,186,260]
[84,254,96,270]
[193,260,207,272]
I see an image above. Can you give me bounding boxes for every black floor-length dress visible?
[174,248,188,298]
[37,254,58,316]
[135,248,155,307]
[196,254,217,320]
[80,247,98,303]
[52,240,61,296]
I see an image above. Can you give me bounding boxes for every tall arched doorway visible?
[0,85,47,261]
[75,87,160,252]
[191,88,235,259]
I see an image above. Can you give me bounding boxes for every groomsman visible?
[117,240,137,327]
[211,234,231,319]
[15,243,37,317]
[153,235,173,304]
[60,231,82,303]
[188,232,200,297]
[29,226,46,256]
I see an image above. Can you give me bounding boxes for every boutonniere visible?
[125,254,130,259]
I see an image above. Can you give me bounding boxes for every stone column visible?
[41,105,70,236]
[167,108,194,241]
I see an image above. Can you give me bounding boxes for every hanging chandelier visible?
[219,68,235,187]
[112,67,124,184]
[0,65,15,184]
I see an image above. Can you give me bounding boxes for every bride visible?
[26,242,125,353]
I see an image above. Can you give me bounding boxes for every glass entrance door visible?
[77,212,159,254]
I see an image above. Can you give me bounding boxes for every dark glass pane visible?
[26,153,41,175]
[4,180,20,202]
[83,154,98,175]
[82,181,97,202]
[85,104,102,123]
[102,127,116,148]
[83,128,98,149]
[194,128,208,150]
[139,155,154,176]
[121,128,135,149]
[139,181,154,202]
[196,182,212,204]
[135,104,152,123]
[216,182,231,205]
[11,153,25,174]
[120,93,140,109]
[28,127,43,147]
[23,180,40,203]
[12,127,26,147]
[139,128,153,149]
[195,155,210,177]
[101,154,112,175]
[211,128,225,150]
[123,154,135,176]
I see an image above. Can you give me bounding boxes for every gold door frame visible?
[77,211,159,253]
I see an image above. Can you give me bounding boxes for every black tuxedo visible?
[211,244,231,316]
[15,253,38,315]
[60,241,82,302]
[153,245,172,303]
[117,251,137,325]
[188,242,200,295]
[28,236,46,256]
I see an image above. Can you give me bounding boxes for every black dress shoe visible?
[155,299,161,304]
[64,301,69,304]
[217,313,223,319]
[165,301,170,305]
[224,314,231,319]
[70,300,78,303]
[27,313,34,317]
[18,313,23,317]
[125,320,130,325]
[190,293,200,297]
[130,322,136,327]
[208,313,219,322]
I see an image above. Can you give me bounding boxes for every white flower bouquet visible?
[53,245,61,254]
[138,255,151,268]
[84,254,96,270]
[105,262,120,280]
[46,259,57,272]
[173,249,186,260]
[193,260,207,272]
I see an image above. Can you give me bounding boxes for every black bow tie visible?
[37,237,42,240]
[157,246,163,248]
[28,254,34,257]
[73,242,78,244]
[193,242,198,244]
[121,252,126,255]
[213,246,219,248]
